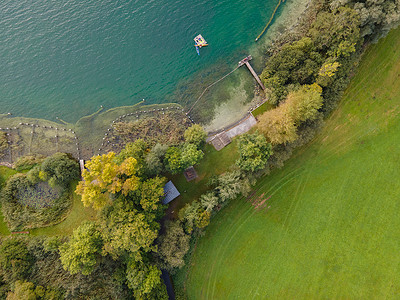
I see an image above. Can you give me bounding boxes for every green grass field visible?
[183,27,400,299]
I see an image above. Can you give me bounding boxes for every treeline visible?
[255,0,400,170]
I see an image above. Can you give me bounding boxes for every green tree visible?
[200,192,219,212]
[125,258,163,299]
[181,143,204,169]
[145,144,168,176]
[100,198,159,260]
[212,171,251,203]
[0,239,33,282]
[236,132,272,172]
[184,124,207,147]
[164,147,182,174]
[40,153,80,187]
[157,221,190,271]
[59,222,102,275]
[178,200,201,233]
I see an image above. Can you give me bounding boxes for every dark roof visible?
[184,166,198,182]
[163,181,180,204]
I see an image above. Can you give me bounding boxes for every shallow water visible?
[0,0,285,123]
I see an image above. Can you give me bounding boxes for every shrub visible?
[14,155,45,172]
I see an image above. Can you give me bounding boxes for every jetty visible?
[238,55,266,91]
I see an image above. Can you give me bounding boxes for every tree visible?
[200,192,219,212]
[285,83,323,125]
[40,153,80,187]
[75,152,139,210]
[184,124,207,147]
[7,281,37,300]
[157,221,190,271]
[145,144,168,176]
[236,132,272,172]
[138,176,167,213]
[125,258,163,299]
[309,7,361,58]
[0,239,33,282]
[257,106,297,145]
[164,147,182,175]
[181,143,204,169]
[100,198,159,260]
[116,139,149,177]
[211,171,251,203]
[59,222,102,275]
[178,200,201,233]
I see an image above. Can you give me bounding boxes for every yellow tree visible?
[257,106,297,145]
[76,152,139,210]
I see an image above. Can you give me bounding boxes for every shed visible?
[163,181,180,204]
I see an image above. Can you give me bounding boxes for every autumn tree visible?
[257,106,297,145]
[285,83,323,125]
[59,222,103,275]
[75,152,139,210]
[236,132,272,172]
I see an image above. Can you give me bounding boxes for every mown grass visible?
[251,101,274,118]
[169,143,238,216]
[183,27,400,299]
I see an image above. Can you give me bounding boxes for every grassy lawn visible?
[183,27,400,299]
[251,101,274,118]
[169,143,238,216]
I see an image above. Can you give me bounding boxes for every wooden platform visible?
[210,132,232,151]
[184,166,198,182]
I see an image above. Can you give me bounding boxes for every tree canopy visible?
[76,152,140,210]
[236,132,272,172]
[59,222,102,275]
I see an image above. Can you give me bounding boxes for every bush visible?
[41,153,80,188]
[14,155,45,172]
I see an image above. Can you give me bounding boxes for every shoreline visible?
[0,0,308,161]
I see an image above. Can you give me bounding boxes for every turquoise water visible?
[0,0,282,122]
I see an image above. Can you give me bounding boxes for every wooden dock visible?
[238,56,266,90]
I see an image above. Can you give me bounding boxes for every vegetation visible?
[183,21,400,299]
[236,132,272,172]
[1,153,79,231]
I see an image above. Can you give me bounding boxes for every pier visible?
[238,56,266,91]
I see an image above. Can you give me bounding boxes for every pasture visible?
[184,27,400,299]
